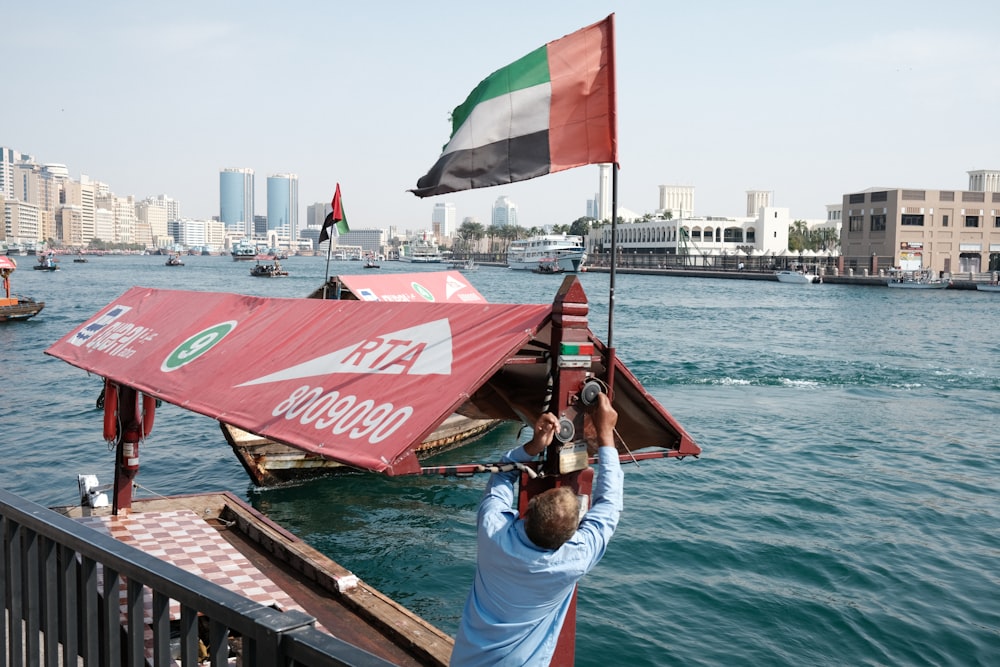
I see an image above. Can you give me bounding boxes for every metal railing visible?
[0,488,394,667]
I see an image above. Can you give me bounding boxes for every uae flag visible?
[319,183,350,245]
[410,14,617,198]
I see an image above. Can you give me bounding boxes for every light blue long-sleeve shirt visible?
[450,445,623,666]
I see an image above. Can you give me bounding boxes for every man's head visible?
[524,486,580,550]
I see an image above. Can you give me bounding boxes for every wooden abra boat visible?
[250,259,289,277]
[0,256,45,322]
[223,271,500,484]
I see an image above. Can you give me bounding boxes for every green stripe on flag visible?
[450,45,549,137]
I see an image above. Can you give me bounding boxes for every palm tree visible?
[788,220,809,251]
[456,221,485,253]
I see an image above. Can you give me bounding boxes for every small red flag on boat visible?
[319,183,350,244]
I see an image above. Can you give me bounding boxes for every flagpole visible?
[322,227,333,299]
[606,163,618,393]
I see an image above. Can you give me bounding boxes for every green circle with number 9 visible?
[411,282,434,301]
[161,321,238,372]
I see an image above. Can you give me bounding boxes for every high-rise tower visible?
[432,202,456,237]
[266,174,299,240]
[219,168,254,236]
[492,196,518,227]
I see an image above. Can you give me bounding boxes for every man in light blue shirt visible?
[451,393,622,666]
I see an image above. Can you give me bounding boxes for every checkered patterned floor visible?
[77,508,324,655]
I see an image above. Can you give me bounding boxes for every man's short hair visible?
[524,486,580,550]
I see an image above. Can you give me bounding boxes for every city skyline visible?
[3,2,997,230]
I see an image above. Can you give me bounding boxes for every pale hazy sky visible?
[3,1,997,229]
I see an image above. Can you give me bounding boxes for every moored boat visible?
[0,256,45,322]
[399,232,443,262]
[507,233,586,272]
[886,269,949,289]
[775,269,820,284]
[976,283,1000,292]
[231,242,258,261]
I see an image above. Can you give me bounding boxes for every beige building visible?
[841,186,1000,274]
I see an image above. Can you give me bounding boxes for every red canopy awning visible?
[335,270,487,303]
[47,281,699,475]
[47,287,551,474]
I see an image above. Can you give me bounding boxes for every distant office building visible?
[219,168,254,236]
[586,196,599,220]
[334,228,386,256]
[146,194,180,222]
[2,199,41,243]
[254,215,267,237]
[57,205,87,247]
[169,218,219,248]
[432,202,456,237]
[136,198,170,244]
[94,207,115,243]
[267,173,299,239]
[95,193,137,244]
[306,201,329,228]
[746,190,772,217]
[658,185,694,219]
[841,181,1000,274]
[0,147,31,201]
[492,195,518,227]
[63,178,95,245]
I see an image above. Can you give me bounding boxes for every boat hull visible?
[976,284,1000,292]
[887,281,948,289]
[398,256,442,263]
[775,271,820,284]
[222,414,504,486]
[0,300,45,322]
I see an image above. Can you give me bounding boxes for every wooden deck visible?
[55,492,453,666]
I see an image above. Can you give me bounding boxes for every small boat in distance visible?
[886,269,949,289]
[364,257,380,269]
[1,256,45,321]
[507,233,586,272]
[33,253,59,271]
[231,241,258,261]
[250,259,289,277]
[73,254,88,263]
[975,282,1000,293]
[532,256,565,274]
[165,254,185,266]
[450,258,477,272]
[775,270,820,284]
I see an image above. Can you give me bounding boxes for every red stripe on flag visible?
[546,14,617,171]
[331,183,344,222]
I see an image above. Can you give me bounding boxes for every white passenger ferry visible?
[507,234,587,272]
[399,233,443,263]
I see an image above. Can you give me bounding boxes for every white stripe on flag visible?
[442,82,552,156]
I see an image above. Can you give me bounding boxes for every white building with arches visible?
[588,206,792,259]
